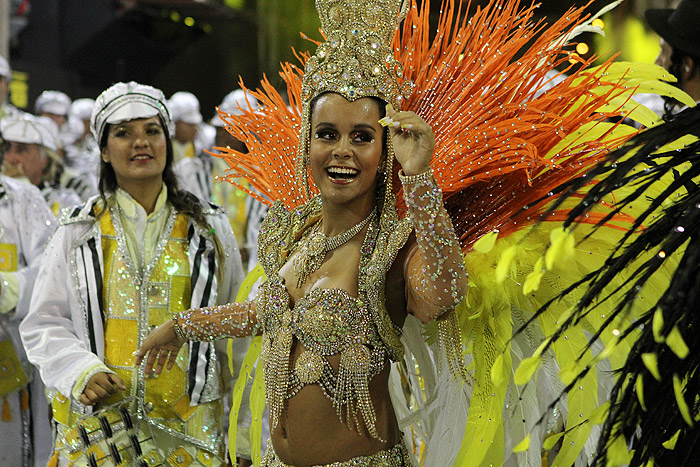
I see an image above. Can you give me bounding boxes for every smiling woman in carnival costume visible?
[21,82,245,466]
[137,0,692,466]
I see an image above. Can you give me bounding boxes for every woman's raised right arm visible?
[135,300,259,375]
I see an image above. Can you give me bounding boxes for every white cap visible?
[70,98,95,121]
[1,114,60,151]
[168,91,203,124]
[91,81,172,144]
[211,89,259,127]
[35,90,72,116]
[0,56,10,79]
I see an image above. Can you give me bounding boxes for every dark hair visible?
[663,47,700,120]
[97,117,210,230]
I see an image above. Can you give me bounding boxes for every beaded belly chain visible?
[257,215,390,440]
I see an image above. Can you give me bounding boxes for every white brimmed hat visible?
[91,81,172,144]
[1,114,60,151]
[70,98,95,121]
[34,90,71,116]
[211,89,259,127]
[0,56,10,79]
[168,91,203,124]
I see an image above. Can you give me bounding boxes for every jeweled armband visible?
[398,168,434,186]
[174,301,258,342]
[400,169,443,218]
[172,319,188,341]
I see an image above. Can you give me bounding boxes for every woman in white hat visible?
[21,81,245,466]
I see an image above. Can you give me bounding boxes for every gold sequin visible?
[294,350,325,384]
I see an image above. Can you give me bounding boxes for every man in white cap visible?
[34,90,71,128]
[63,98,99,179]
[33,89,82,150]
[168,91,215,162]
[0,130,56,466]
[169,91,215,199]
[0,56,20,120]
[203,89,265,269]
[1,114,81,214]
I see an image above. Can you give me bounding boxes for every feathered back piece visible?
[520,106,700,466]
[213,0,689,251]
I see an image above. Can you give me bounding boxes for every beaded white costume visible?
[0,175,56,467]
[21,193,244,466]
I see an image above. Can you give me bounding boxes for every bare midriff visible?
[270,340,401,466]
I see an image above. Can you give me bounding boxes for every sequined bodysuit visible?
[173,168,468,466]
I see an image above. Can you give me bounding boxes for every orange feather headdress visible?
[213,0,653,250]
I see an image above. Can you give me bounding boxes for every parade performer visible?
[0,173,55,467]
[138,0,693,465]
[21,82,245,466]
[1,114,82,214]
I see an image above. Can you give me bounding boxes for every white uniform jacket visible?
[20,195,244,411]
[0,175,56,320]
[0,175,56,367]
[0,175,56,467]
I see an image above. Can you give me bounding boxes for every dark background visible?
[2,0,676,118]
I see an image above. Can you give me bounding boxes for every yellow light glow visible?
[170,11,181,22]
[184,17,195,27]
[569,52,580,64]
[576,43,589,55]
[592,18,605,29]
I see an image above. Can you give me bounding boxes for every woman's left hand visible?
[383,104,435,176]
[134,319,186,376]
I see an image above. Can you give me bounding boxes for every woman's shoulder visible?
[261,198,321,235]
[58,195,103,227]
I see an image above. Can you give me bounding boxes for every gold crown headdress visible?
[295,0,412,201]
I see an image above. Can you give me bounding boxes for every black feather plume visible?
[518,106,700,466]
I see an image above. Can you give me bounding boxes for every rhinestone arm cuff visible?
[398,168,433,185]
[173,301,259,341]
[403,170,468,320]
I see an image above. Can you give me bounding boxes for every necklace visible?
[293,210,376,288]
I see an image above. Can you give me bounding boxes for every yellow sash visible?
[100,209,195,423]
[0,242,27,398]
